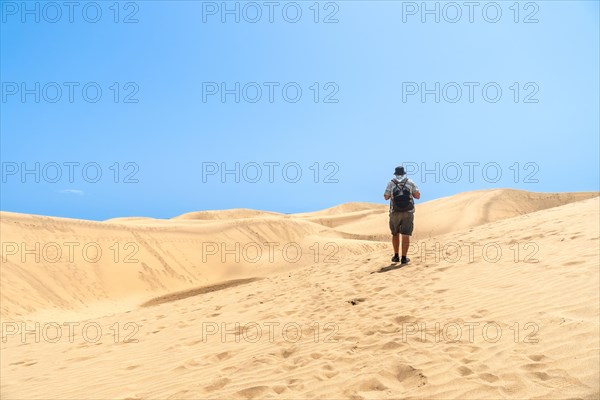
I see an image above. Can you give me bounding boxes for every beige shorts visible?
[389,211,414,236]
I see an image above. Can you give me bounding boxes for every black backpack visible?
[390,178,414,212]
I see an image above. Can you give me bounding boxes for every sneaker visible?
[401,257,410,264]
[391,255,400,262]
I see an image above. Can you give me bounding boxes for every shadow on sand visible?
[141,278,261,307]
[371,263,408,274]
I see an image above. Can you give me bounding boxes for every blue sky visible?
[1,1,598,220]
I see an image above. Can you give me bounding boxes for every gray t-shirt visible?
[384,175,419,213]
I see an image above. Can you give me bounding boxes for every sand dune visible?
[293,201,387,216]
[174,209,283,221]
[0,189,596,317]
[313,189,599,240]
[1,190,598,399]
[0,209,386,318]
[103,217,161,223]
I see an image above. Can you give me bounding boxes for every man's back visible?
[384,176,420,212]
[384,166,421,264]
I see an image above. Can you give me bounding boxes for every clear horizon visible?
[1,187,599,222]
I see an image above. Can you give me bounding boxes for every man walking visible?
[384,166,421,264]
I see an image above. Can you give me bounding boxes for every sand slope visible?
[311,189,599,240]
[0,211,388,318]
[1,190,598,399]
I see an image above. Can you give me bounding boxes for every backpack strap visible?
[393,178,409,190]
[401,178,409,191]
[391,178,410,193]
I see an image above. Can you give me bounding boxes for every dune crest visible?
[173,208,283,220]
[322,189,599,239]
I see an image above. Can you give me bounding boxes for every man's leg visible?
[392,234,400,254]
[401,234,410,257]
[390,213,401,261]
[400,212,414,263]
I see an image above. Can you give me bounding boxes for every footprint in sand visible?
[286,378,305,390]
[529,371,552,381]
[204,377,230,391]
[381,340,402,350]
[271,385,287,394]
[457,366,474,376]
[234,385,269,400]
[210,351,232,362]
[527,354,549,362]
[324,370,339,379]
[356,377,389,392]
[395,363,428,388]
[521,361,549,371]
[279,346,297,359]
[172,359,201,372]
[478,373,499,383]
[393,315,417,325]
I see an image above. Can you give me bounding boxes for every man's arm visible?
[411,181,421,200]
[384,182,391,200]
